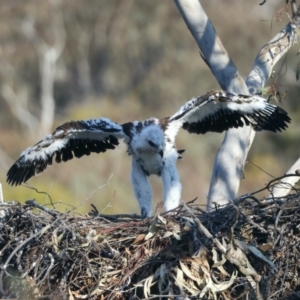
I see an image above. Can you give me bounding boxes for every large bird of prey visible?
[7,90,290,218]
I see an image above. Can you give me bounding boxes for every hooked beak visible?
[148,140,164,158]
[159,149,164,158]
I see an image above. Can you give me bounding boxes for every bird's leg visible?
[161,154,182,213]
[131,159,152,219]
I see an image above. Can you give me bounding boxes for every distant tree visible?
[22,0,65,136]
[174,0,300,208]
[1,0,65,138]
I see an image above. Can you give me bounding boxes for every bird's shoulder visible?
[122,118,162,136]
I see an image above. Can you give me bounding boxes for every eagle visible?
[7,90,290,218]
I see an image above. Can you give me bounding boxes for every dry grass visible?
[1,175,300,299]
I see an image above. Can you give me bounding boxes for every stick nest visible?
[1,182,300,299]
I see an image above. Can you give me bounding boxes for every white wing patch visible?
[20,138,68,163]
[7,118,126,186]
[168,90,290,135]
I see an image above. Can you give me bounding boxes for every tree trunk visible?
[174,0,300,208]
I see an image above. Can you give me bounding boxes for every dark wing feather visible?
[169,90,290,134]
[7,118,125,186]
[182,109,251,134]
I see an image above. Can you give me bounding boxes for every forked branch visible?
[174,0,300,208]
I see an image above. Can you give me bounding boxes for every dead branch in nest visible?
[1,175,300,299]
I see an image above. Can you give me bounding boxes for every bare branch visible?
[1,85,39,135]
[267,158,300,199]
[247,15,300,90]
[0,147,14,175]
[247,6,300,199]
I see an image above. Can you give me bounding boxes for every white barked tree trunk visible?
[174,0,300,208]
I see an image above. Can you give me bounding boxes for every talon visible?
[177,149,185,160]
[141,208,149,219]
[177,149,185,155]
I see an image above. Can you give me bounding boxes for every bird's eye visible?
[148,141,156,148]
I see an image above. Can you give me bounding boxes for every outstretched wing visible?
[7,118,126,186]
[169,90,291,134]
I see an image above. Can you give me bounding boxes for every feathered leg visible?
[161,149,182,213]
[131,159,152,218]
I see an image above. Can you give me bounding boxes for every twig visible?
[37,253,55,286]
[279,241,290,298]
[181,201,226,254]
[235,194,262,206]
[94,213,141,221]
[71,174,113,214]
[0,216,62,295]
[140,296,189,299]
[25,199,58,218]
[23,184,54,208]
[247,160,275,178]
[250,174,300,195]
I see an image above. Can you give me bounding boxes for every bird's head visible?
[139,125,165,157]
